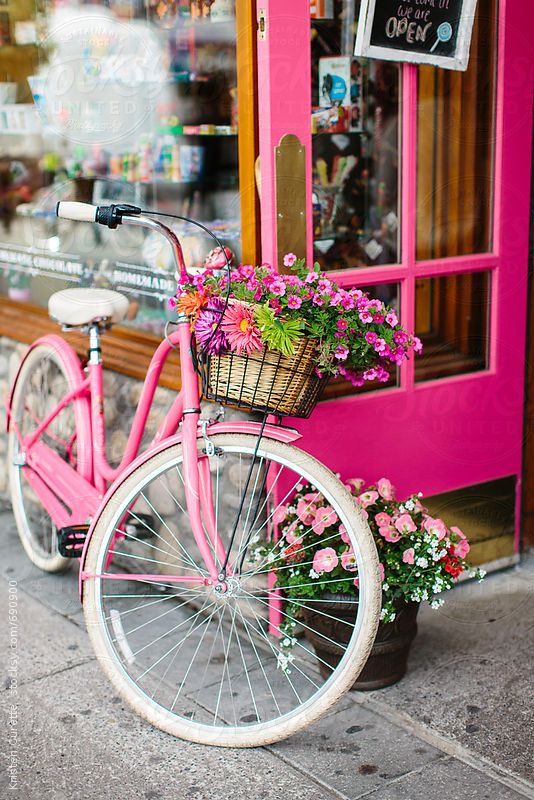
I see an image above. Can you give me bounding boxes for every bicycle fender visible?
[78,420,301,600]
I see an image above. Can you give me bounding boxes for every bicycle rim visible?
[83,434,381,747]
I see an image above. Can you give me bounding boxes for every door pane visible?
[311,2,400,271]
[323,282,400,400]
[416,0,497,259]
[414,271,490,382]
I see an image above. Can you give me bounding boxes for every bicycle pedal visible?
[57,524,89,558]
[125,514,156,540]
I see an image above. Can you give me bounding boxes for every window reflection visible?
[323,282,400,400]
[414,272,490,382]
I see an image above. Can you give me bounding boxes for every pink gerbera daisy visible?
[221,302,263,355]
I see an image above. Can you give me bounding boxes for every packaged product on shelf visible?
[180,145,205,180]
[310,0,334,18]
[210,0,236,21]
[312,106,349,134]
[319,56,352,108]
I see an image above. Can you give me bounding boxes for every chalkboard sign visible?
[354,0,478,71]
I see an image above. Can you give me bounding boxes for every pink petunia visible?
[313,547,339,574]
[402,547,415,564]
[272,504,288,525]
[334,345,349,361]
[221,302,262,355]
[395,513,417,535]
[296,498,317,525]
[339,523,350,544]
[358,491,379,508]
[285,521,303,545]
[450,525,466,540]
[375,512,391,527]
[283,253,297,267]
[377,478,395,500]
[305,270,319,283]
[453,539,470,558]
[379,524,401,543]
[311,506,339,535]
[341,548,358,572]
[345,478,365,494]
[270,279,286,297]
[423,516,447,541]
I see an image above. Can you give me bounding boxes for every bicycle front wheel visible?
[83,433,381,747]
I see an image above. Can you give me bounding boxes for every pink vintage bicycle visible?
[6,201,380,747]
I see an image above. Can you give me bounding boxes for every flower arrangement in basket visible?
[169,252,422,417]
[253,477,485,677]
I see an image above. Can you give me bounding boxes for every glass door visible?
[258,0,532,567]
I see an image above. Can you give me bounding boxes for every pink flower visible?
[339,523,350,544]
[359,311,373,324]
[283,252,297,267]
[285,521,302,545]
[272,504,288,525]
[270,279,286,297]
[313,547,339,574]
[379,524,401,543]
[334,345,349,361]
[221,302,262,355]
[379,563,385,582]
[296,498,317,525]
[412,336,423,353]
[402,547,415,564]
[353,577,360,589]
[395,514,417,534]
[365,331,377,344]
[358,491,379,508]
[194,307,228,354]
[311,506,338,535]
[377,478,395,501]
[286,294,302,309]
[451,525,466,540]
[305,270,319,283]
[423,516,447,540]
[312,294,324,306]
[453,539,470,558]
[345,478,365,494]
[386,311,398,327]
[375,512,391,527]
[341,548,357,572]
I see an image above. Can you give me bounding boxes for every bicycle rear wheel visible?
[8,341,89,572]
[83,433,381,747]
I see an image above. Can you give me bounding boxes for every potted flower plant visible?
[169,254,422,417]
[257,478,485,690]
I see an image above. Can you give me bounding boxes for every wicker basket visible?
[200,337,328,418]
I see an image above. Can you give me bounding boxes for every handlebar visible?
[56,201,189,280]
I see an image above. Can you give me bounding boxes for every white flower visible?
[416,557,428,568]
[382,582,389,591]
[282,638,291,647]
[309,569,320,579]
[404,499,415,511]
[398,504,405,513]
[267,551,276,563]
[430,598,444,609]
[478,569,487,581]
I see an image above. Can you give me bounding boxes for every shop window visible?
[414,271,490,383]
[311,1,400,272]
[0,1,248,338]
[423,476,516,566]
[416,0,497,259]
[323,282,400,400]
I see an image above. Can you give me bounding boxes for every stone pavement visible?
[0,506,532,800]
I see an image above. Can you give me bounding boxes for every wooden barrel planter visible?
[302,595,420,690]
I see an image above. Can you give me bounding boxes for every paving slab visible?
[363,567,534,784]
[362,756,528,800]
[0,576,93,688]
[270,699,445,799]
[1,659,333,800]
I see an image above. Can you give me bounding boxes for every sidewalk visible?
[1,504,532,800]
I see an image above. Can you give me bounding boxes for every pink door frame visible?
[257,0,534,552]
